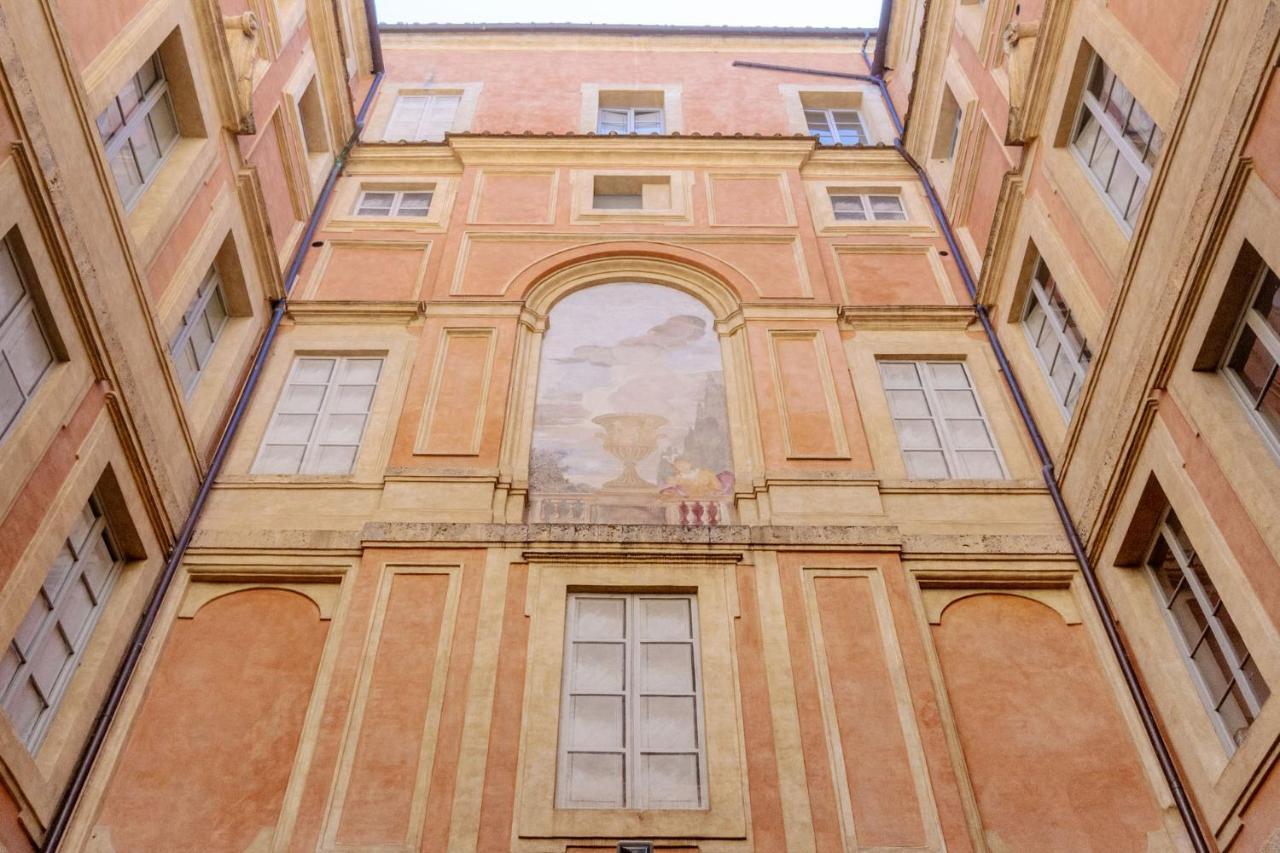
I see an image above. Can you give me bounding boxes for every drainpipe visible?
[733,57,1211,852]
[38,55,385,853]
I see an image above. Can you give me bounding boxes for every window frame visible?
[878,359,1008,480]
[804,107,870,146]
[1143,509,1270,752]
[828,191,907,222]
[168,268,228,397]
[1021,260,1091,418]
[596,106,665,135]
[354,188,435,218]
[0,234,54,443]
[1068,53,1163,233]
[252,355,384,476]
[556,592,708,811]
[95,52,181,211]
[1222,266,1280,454]
[0,496,123,752]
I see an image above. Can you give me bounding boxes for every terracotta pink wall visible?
[932,594,1166,849]
[56,0,151,70]
[380,46,868,136]
[94,589,328,851]
[1105,0,1209,82]
[0,779,33,852]
[1246,69,1280,198]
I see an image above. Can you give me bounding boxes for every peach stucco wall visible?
[94,589,328,851]
[1105,0,1209,81]
[932,594,1166,850]
[56,0,151,70]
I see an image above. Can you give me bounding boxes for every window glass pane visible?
[28,630,71,696]
[632,110,663,133]
[565,753,624,806]
[885,388,930,418]
[108,148,143,201]
[597,108,629,133]
[936,389,980,418]
[58,580,96,644]
[278,383,327,414]
[573,643,625,692]
[0,362,23,432]
[7,310,53,393]
[271,413,317,444]
[294,358,336,384]
[3,681,46,741]
[96,103,124,144]
[319,413,367,444]
[342,358,382,384]
[868,195,905,220]
[830,195,866,221]
[569,695,623,748]
[397,191,433,215]
[927,362,969,388]
[904,450,949,479]
[639,598,691,639]
[310,444,358,474]
[879,362,921,388]
[116,79,142,123]
[331,383,376,414]
[641,643,694,692]
[640,695,697,749]
[0,243,25,323]
[42,544,76,601]
[148,94,180,154]
[896,419,941,450]
[129,125,162,181]
[256,444,305,474]
[576,598,625,638]
[947,419,993,448]
[357,191,395,215]
[641,753,700,807]
[958,450,1003,479]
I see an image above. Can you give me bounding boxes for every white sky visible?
[374,0,883,28]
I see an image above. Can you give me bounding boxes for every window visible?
[355,188,434,217]
[0,234,54,440]
[1145,510,1270,749]
[1069,53,1164,230]
[879,360,1006,479]
[1022,259,1091,415]
[597,106,664,135]
[557,593,707,810]
[932,87,962,159]
[95,52,180,209]
[253,356,382,475]
[804,108,868,146]
[592,175,671,211]
[297,77,329,158]
[0,496,122,751]
[169,268,228,396]
[385,93,460,142]
[1224,266,1280,443]
[830,191,906,222]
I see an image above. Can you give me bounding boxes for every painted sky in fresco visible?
[531,283,730,493]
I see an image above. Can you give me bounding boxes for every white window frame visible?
[0,235,54,442]
[0,496,123,751]
[1144,510,1270,752]
[169,268,228,396]
[252,355,383,476]
[354,188,435,217]
[879,359,1008,480]
[1022,260,1091,417]
[596,107,665,135]
[829,192,907,222]
[1223,266,1280,454]
[95,52,180,210]
[385,93,461,142]
[557,593,708,811]
[1068,53,1163,232]
[804,107,869,146]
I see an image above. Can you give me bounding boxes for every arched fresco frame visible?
[497,253,766,522]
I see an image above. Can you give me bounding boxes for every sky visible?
[374,0,883,28]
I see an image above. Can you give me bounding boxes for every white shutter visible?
[386,95,427,140]
[557,593,706,810]
[631,109,664,134]
[419,94,460,141]
[597,108,629,134]
[880,360,1006,480]
[254,356,382,475]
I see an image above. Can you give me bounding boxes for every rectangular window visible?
[1022,259,1091,415]
[804,108,868,146]
[1224,266,1280,443]
[557,593,707,810]
[829,191,906,222]
[169,268,228,396]
[597,107,664,135]
[879,360,1006,479]
[1069,53,1164,230]
[0,497,122,751]
[385,93,461,142]
[0,235,54,440]
[1145,510,1270,750]
[253,356,383,475]
[355,188,434,217]
[932,87,962,159]
[297,77,329,157]
[95,52,180,209]
[593,175,671,211]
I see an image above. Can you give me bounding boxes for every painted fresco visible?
[529,283,734,525]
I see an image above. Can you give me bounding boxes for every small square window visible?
[1223,266,1280,443]
[932,87,962,160]
[169,268,228,396]
[597,90,666,135]
[96,51,181,209]
[297,77,329,157]
[1021,258,1091,416]
[355,187,435,217]
[829,191,906,222]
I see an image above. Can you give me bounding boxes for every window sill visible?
[127,138,216,265]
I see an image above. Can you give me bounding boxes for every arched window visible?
[528,283,734,525]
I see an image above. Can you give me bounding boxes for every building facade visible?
[0,1,1273,852]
